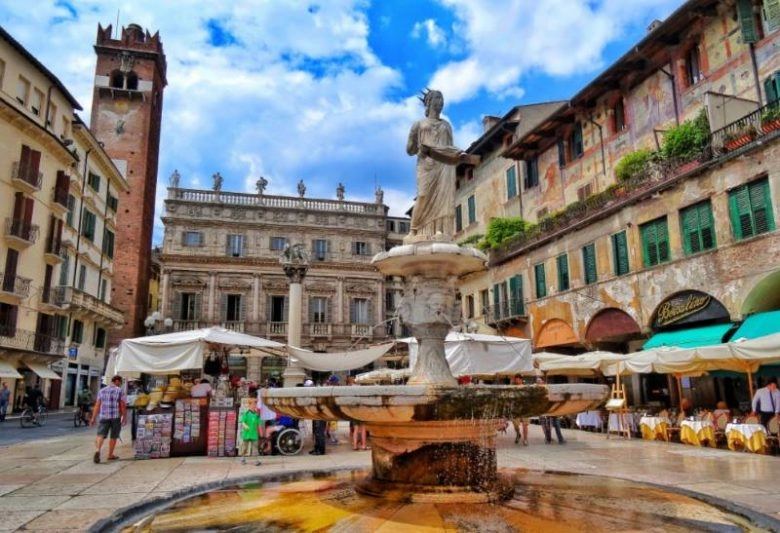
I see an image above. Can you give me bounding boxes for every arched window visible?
[110,70,124,89]
[126,71,139,91]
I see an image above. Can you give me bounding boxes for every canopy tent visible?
[355,367,411,384]
[642,323,735,350]
[402,332,532,376]
[24,361,62,380]
[287,343,395,372]
[0,357,23,379]
[115,327,285,375]
[539,351,631,377]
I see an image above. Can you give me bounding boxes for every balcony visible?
[491,102,780,266]
[4,218,39,248]
[0,327,65,355]
[40,286,68,309]
[485,298,526,326]
[0,273,32,300]
[351,323,373,340]
[268,322,287,337]
[308,323,332,337]
[44,240,64,264]
[51,186,70,212]
[59,287,124,328]
[10,161,42,193]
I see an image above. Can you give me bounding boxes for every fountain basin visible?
[263,383,608,502]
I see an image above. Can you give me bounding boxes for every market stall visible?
[114,327,285,459]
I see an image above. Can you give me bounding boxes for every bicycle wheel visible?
[20,409,34,428]
[276,428,303,456]
[37,409,47,426]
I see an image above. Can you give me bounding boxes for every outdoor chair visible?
[766,416,779,454]
[743,414,759,425]
[665,412,685,443]
[713,413,729,447]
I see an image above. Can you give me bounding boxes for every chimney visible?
[482,115,500,132]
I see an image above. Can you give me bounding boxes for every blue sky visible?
[1,0,683,244]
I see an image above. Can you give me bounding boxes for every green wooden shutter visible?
[455,205,463,231]
[765,74,779,104]
[681,207,697,255]
[509,275,523,316]
[657,219,670,263]
[737,0,758,43]
[583,244,597,284]
[698,202,716,250]
[492,283,501,321]
[641,223,656,267]
[535,263,546,298]
[613,231,629,275]
[506,166,517,199]
[766,0,780,32]
[729,185,753,239]
[750,179,775,234]
[557,254,569,291]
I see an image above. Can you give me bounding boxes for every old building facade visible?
[458,0,780,409]
[0,27,127,409]
[159,181,405,382]
[90,23,167,346]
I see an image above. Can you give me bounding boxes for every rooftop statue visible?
[406,89,478,240]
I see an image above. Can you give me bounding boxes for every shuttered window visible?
[640,217,670,267]
[226,234,244,257]
[350,298,371,324]
[66,195,76,227]
[582,243,597,285]
[312,239,329,261]
[556,253,570,291]
[492,283,502,321]
[268,295,288,322]
[102,229,115,258]
[680,201,716,255]
[467,195,476,224]
[612,231,630,275]
[182,231,204,247]
[729,177,775,240]
[506,166,517,199]
[509,275,524,316]
[352,241,371,256]
[455,205,463,232]
[176,292,201,321]
[570,122,584,160]
[737,0,758,43]
[525,157,539,188]
[309,296,329,323]
[534,262,547,299]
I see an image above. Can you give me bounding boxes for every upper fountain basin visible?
[262,383,609,423]
[371,242,487,278]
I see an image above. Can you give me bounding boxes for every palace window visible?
[182,231,203,247]
[729,177,775,240]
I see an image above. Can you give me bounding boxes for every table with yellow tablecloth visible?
[680,419,716,447]
[726,423,767,453]
[639,416,668,441]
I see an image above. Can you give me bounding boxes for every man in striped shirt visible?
[90,375,127,463]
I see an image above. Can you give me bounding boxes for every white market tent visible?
[114,327,285,375]
[539,351,631,377]
[402,332,533,376]
[287,343,396,372]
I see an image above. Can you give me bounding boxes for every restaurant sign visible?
[652,290,729,329]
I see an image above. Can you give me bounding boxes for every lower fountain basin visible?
[114,469,773,532]
[262,383,609,422]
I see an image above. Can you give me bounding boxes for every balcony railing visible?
[0,326,65,355]
[40,286,68,307]
[59,287,124,327]
[351,323,372,339]
[5,218,39,244]
[485,298,526,325]
[168,188,384,215]
[52,186,69,208]
[0,273,32,298]
[268,322,287,336]
[491,102,780,266]
[221,321,245,332]
[309,323,332,337]
[11,161,42,190]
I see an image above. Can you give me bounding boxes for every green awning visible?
[730,310,780,340]
[643,323,735,350]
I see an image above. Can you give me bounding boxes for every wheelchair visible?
[266,416,304,456]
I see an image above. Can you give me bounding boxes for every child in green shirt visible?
[239,398,263,465]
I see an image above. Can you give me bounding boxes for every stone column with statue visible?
[280,243,310,386]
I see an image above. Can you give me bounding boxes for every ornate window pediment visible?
[306,282,335,294]
[218,278,250,290]
[172,275,206,288]
[346,282,375,294]
[263,279,289,291]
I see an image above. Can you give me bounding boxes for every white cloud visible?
[411,19,447,48]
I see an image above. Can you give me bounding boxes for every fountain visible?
[107,90,776,533]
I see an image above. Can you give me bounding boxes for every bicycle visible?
[74,405,91,427]
[20,405,47,428]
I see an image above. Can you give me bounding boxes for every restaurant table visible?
[680,419,716,447]
[576,410,603,431]
[639,416,668,441]
[726,423,767,453]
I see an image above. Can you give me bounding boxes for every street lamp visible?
[144,311,173,335]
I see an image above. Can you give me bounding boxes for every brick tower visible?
[90,23,167,346]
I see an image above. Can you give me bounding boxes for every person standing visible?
[90,375,127,463]
[239,398,263,465]
[751,377,780,429]
[0,382,10,421]
[511,374,529,446]
[77,386,93,424]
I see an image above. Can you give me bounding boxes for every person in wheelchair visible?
[265,415,303,456]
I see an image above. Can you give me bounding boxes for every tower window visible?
[126,72,139,91]
[110,70,124,89]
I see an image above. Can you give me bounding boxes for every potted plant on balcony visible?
[723,123,758,151]
[760,105,780,134]
[661,109,710,173]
